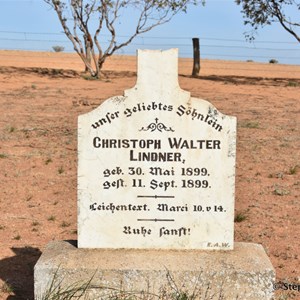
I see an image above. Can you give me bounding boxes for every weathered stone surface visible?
[78,49,236,249]
[34,241,275,299]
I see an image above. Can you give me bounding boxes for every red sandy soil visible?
[0,50,299,299]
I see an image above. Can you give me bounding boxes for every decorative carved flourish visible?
[139,118,174,133]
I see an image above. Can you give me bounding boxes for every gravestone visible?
[34,49,275,299]
[78,48,236,250]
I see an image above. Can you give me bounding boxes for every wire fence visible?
[0,30,299,66]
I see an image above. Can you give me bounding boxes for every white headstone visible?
[78,49,236,249]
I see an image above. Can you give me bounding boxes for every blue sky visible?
[0,0,299,65]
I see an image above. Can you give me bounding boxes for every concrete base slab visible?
[34,241,275,299]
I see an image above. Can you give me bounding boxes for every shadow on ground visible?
[0,247,41,300]
[181,74,300,87]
